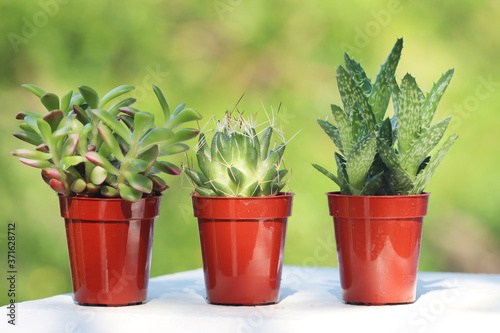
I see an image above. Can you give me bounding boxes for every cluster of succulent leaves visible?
[313,38,458,195]
[184,111,288,197]
[11,84,201,202]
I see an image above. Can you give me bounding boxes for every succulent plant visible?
[11,84,201,201]
[184,111,289,197]
[313,38,458,195]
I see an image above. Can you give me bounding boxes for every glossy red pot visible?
[192,193,294,305]
[327,191,430,305]
[59,195,161,306]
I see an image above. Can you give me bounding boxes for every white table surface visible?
[2,265,500,333]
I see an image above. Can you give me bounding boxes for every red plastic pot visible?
[327,191,430,305]
[59,195,161,306]
[192,193,294,305]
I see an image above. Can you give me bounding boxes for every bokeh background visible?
[1,0,500,306]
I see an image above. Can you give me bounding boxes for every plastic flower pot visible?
[59,195,161,306]
[327,191,430,305]
[192,192,294,305]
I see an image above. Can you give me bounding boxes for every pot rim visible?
[58,194,163,201]
[190,192,295,200]
[326,191,430,199]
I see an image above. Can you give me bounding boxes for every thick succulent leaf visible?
[312,163,340,186]
[137,128,174,155]
[119,114,134,129]
[98,85,135,109]
[101,185,119,198]
[137,145,159,173]
[211,131,230,165]
[60,156,86,169]
[78,85,99,109]
[396,74,424,156]
[92,109,132,144]
[368,38,403,122]
[245,134,259,169]
[336,65,371,117]
[359,172,383,196]
[228,166,245,186]
[85,151,120,175]
[317,119,343,155]
[19,158,52,168]
[171,128,200,143]
[61,133,79,157]
[196,133,214,179]
[70,93,85,108]
[259,127,272,159]
[49,179,67,194]
[118,183,142,202]
[10,149,50,160]
[350,103,368,143]
[421,69,454,127]
[172,103,186,118]
[40,93,60,112]
[152,85,170,124]
[154,161,182,175]
[60,90,74,114]
[125,172,153,193]
[16,111,42,120]
[184,168,209,188]
[90,166,108,185]
[344,53,372,94]
[97,123,125,161]
[167,108,202,130]
[269,181,286,196]
[377,138,414,194]
[401,117,451,176]
[130,159,149,172]
[118,106,140,116]
[42,110,63,131]
[345,133,377,194]
[273,169,288,182]
[411,134,458,194]
[133,112,155,142]
[77,124,92,155]
[378,117,393,146]
[22,84,46,98]
[36,118,53,144]
[262,144,285,171]
[160,143,190,156]
[73,105,90,124]
[330,104,353,154]
[71,179,87,193]
[210,180,234,197]
[13,131,43,146]
[108,98,137,116]
[149,175,169,192]
[335,152,350,195]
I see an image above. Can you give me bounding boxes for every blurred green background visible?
[1,0,500,306]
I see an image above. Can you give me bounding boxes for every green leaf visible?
[344,53,372,94]
[335,152,350,195]
[41,93,60,112]
[359,172,384,196]
[336,65,372,117]
[61,133,79,157]
[152,85,170,124]
[396,74,424,156]
[43,110,64,131]
[97,123,125,161]
[98,85,135,109]
[92,109,132,144]
[10,149,50,160]
[368,38,403,122]
[377,138,414,194]
[118,183,142,202]
[312,163,339,186]
[317,119,344,155]
[22,84,46,98]
[16,111,42,120]
[421,69,454,127]
[137,145,159,173]
[70,93,85,108]
[228,166,245,186]
[12,131,43,146]
[78,85,99,109]
[101,185,119,198]
[154,161,182,175]
[60,156,87,169]
[378,117,393,146]
[172,103,186,118]
[85,151,119,175]
[345,133,377,193]
[411,134,458,194]
[18,158,52,168]
[184,168,209,188]
[401,117,451,176]
[160,143,190,156]
[195,187,217,197]
[130,159,149,172]
[90,166,108,185]
[133,112,155,142]
[60,90,74,114]
[71,179,87,193]
[108,98,137,116]
[77,124,92,155]
[171,128,200,143]
[167,108,202,130]
[124,172,153,193]
[330,104,354,154]
[36,118,53,143]
[137,128,174,155]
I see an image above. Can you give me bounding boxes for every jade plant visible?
[11,84,201,201]
[184,110,289,197]
[313,38,458,195]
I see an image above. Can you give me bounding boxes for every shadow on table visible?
[146,277,206,303]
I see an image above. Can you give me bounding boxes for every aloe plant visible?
[184,111,289,197]
[11,84,201,201]
[313,38,458,195]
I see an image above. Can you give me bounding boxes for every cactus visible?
[184,111,289,197]
[313,38,458,195]
[11,84,201,202]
